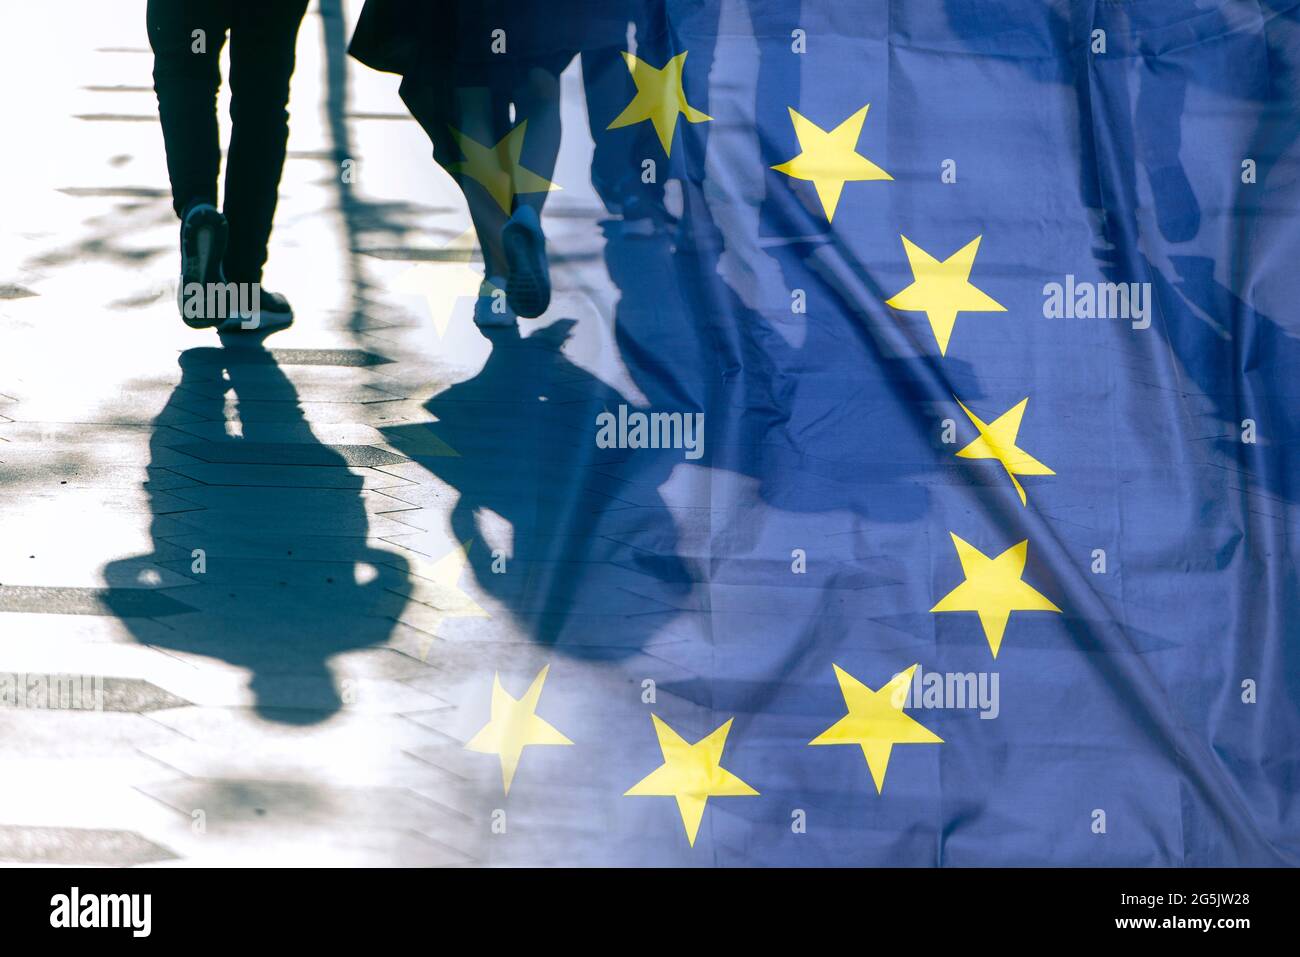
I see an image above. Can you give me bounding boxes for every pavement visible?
[0,0,651,867]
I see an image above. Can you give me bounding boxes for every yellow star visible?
[448,120,560,215]
[624,714,757,846]
[771,105,892,221]
[606,51,711,156]
[465,665,572,795]
[408,540,490,661]
[886,235,1006,356]
[810,664,942,794]
[391,229,483,338]
[931,533,1061,658]
[954,396,1055,505]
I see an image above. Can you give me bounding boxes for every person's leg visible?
[222,0,310,285]
[400,47,568,322]
[400,70,520,326]
[150,0,235,327]
[400,70,512,276]
[582,44,646,216]
[452,86,514,278]
[493,53,571,318]
[507,55,570,214]
[146,0,229,217]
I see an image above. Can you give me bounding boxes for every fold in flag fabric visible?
[368,0,1300,865]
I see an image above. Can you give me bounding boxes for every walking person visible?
[349,0,585,329]
[147,0,307,331]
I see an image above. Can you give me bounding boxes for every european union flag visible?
[356,0,1300,865]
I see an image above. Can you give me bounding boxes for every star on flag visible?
[408,540,490,661]
[390,229,484,339]
[771,104,892,221]
[954,396,1054,505]
[606,51,711,156]
[448,120,560,215]
[810,664,943,794]
[886,235,1005,355]
[931,533,1061,658]
[465,665,572,795]
[624,714,757,846]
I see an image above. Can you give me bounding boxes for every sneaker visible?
[473,276,517,327]
[219,287,294,333]
[176,203,228,328]
[502,205,551,318]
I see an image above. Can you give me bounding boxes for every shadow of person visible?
[933,0,1300,506]
[1057,1,1300,506]
[104,334,411,725]
[382,319,693,658]
[376,2,944,674]
[1162,253,1300,492]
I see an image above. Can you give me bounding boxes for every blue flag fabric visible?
[382,0,1300,865]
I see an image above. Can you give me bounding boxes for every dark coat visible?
[349,0,639,77]
[348,0,438,76]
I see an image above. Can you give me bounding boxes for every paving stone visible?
[139,778,469,836]
[151,529,410,563]
[165,463,412,489]
[170,441,410,468]
[165,504,417,538]
[0,585,196,617]
[171,420,396,447]
[0,675,190,712]
[0,485,198,516]
[0,422,199,449]
[166,484,419,515]
[0,825,178,865]
[0,611,177,648]
[263,348,394,367]
[0,548,194,590]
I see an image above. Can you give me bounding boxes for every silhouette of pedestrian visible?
[350,0,591,329]
[147,0,307,332]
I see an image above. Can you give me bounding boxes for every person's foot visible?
[176,202,228,329]
[473,276,517,327]
[623,191,673,224]
[219,287,294,333]
[502,206,551,319]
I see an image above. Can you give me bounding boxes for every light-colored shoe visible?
[473,276,517,327]
[219,288,294,333]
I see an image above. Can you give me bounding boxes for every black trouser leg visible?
[221,0,309,284]
[147,0,230,218]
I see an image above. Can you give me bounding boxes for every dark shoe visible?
[177,203,228,329]
[219,287,294,333]
[502,205,551,318]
